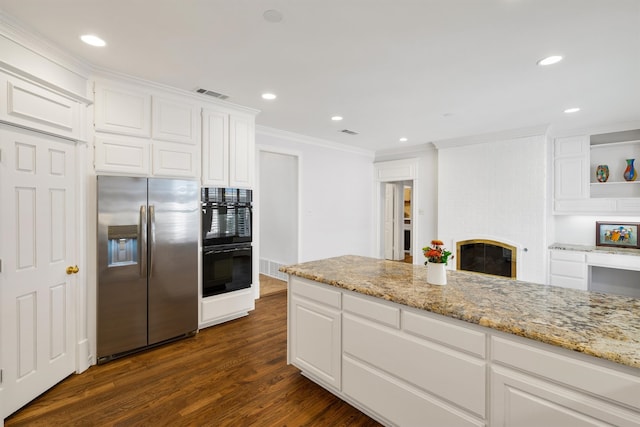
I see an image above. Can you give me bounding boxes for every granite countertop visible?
[281,255,640,369]
[550,242,640,257]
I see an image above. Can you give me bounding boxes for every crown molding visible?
[0,11,91,78]
[256,125,375,158]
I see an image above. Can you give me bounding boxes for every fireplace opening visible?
[456,239,516,279]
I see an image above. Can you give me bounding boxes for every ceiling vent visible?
[340,129,359,135]
[195,88,229,100]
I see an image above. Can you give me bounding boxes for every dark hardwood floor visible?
[5,291,381,427]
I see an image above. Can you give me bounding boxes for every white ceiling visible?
[1,0,639,152]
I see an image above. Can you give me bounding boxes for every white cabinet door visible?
[492,366,640,427]
[94,83,151,137]
[0,73,82,140]
[152,96,200,144]
[553,136,589,202]
[94,134,150,176]
[152,140,199,178]
[202,109,254,188]
[289,294,341,389]
[229,113,254,188]
[0,125,77,418]
[201,109,229,187]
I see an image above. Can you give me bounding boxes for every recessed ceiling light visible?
[80,34,106,47]
[263,9,283,23]
[564,107,581,113]
[537,55,563,66]
[331,116,343,121]
[399,137,408,142]
[261,93,277,100]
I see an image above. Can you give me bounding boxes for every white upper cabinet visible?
[553,129,640,215]
[202,108,255,188]
[0,72,84,140]
[152,95,200,144]
[94,82,151,137]
[93,80,201,178]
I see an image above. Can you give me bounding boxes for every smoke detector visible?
[195,88,229,100]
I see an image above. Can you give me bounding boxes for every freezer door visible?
[97,176,148,358]
[148,178,199,344]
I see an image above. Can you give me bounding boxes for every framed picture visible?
[595,222,640,248]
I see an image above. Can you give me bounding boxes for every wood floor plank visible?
[5,292,381,427]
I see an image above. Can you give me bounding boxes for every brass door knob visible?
[66,265,79,275]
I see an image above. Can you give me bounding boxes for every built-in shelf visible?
[590,139,640,149]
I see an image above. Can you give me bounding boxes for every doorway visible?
[257,150,299,296]
[382,181,413,262]
[374,158,419,264]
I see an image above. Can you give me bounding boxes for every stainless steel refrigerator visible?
[97,176,198,363]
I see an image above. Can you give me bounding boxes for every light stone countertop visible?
[281,255,640,369]
[550,242,640,256]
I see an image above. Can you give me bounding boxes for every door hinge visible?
[1,369,3,384]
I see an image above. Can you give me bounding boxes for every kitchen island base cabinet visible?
[286,274,640,427]
[288,279,342,390]
[492,366,640,427]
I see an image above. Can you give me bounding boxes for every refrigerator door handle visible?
[140,205,147,278]
[149,204,156,277]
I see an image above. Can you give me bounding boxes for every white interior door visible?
[383,184,395,260]
[0,125,77,418]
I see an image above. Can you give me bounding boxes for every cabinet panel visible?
[229,113,254,188]
[152,140,199,178]
[94,83,151,137]
[555,136,589,157]
[344,313,486,417]
[492,336,640,411]
[152,96,199,144]
[291,277,341,309]
[290,295,341,389]
[555,157,588,200]
[200,288,254,328]
[402,310,486,358]
[492,366,640,427]
[343,293,399,328]
[1,75,80,140]
[201,109,229,186]
[343,356,484,427]
[94,135,150,175]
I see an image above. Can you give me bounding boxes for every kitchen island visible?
[282,255,640,427]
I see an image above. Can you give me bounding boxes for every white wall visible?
[437,135,548,283]
[375,146,438,265]
[259,151,298,268]
[257,128,375,263]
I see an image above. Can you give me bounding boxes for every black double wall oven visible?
[201,188,252,297]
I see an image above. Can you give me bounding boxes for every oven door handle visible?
[204,247,250,256]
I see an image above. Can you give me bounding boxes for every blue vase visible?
[623,159,637,182]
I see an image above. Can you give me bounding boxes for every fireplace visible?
[456,239,516,279]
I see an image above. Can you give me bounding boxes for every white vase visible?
[427,261,447,285]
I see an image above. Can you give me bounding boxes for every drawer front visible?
[343,293,400,329]
[550,250,586,263]
[402,310,486,358]
[343,356,484,427]
[548,274,587,290]
[492,336,640,411]
[290,276,341,309]
[344,314,486,418]
[587,253,640,271]
[549,259,586,279]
